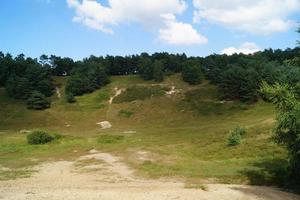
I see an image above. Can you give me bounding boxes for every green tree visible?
[26,91,50,110]
[182,60,203,85]
[153,60,164,82]
[65,62,109,102]
[260,82,300,189]
[219,66,260,102]
[138,57,153,81]
[5,75,32,99]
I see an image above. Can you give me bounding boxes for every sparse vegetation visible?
[227,126,246,146]
[0,75,284,184]
[113,85,165,103]
[98,135,125,144]
[119,109,134,118]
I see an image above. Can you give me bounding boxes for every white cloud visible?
[193,0,300,34]
[67,0,206,45]
[221,42,261,55]
[159,14,207,45]
[67,0,186,33]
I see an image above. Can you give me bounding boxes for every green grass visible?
[97,135,125,144]
[113,85,166,103]
[0,74,286,185]
[118,109,134,118]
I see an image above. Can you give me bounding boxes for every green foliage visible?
[4,60,53,100]
[182,60,203,85]
[113,86,165,103]
[65,62,110,101]
[260,82,300,190]
[119,109,134,118]
[26,91,50,110]
[138,57,154,80]
[219,66,260,103]
[5,75,32,99]
[27,131,54,145]
[97,135,125,144]
[66,93,75,103]
[49,56,75,76]
[295,82,300,98]
[153,60,165,82]
[228,126,246,146]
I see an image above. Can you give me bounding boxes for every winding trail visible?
[0,151,299,200]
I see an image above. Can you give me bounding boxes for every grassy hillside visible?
[0,74,286,184]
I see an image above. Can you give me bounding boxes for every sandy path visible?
[55,87,61,99]
[109,88,124,104]
[1,151,299,200]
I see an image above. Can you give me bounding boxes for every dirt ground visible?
[1,150,300,200]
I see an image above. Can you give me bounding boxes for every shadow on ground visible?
[229,186,300,200]
[240,158,288,186]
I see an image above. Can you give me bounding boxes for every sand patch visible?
[1,151,300,200]
[109,88,124,104]
[97,121,112,129]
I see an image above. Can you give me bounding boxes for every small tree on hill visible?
[26,91,50,110]
[182,60,203,85]
[138,57,153,81]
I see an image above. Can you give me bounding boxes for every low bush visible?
[119,110,134,118]
[27,131,54,145]
[227,126,246,146]
[66,93,76,103]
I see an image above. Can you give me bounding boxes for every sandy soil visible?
[1,150,300,200]
[55,87,61,99]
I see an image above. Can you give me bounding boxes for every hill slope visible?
[0,74,286,185]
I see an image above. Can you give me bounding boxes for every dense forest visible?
[0,46,299,108]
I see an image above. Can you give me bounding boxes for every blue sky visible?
[0,0,299,60]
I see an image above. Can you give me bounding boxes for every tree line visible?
[0,46,299,108]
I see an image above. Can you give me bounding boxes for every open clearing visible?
[1,150,299,200]
[0,75,299,199]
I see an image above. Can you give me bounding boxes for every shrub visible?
[233,126,246,136]
[27,131,54,145]
[227,126,246,146]
[26,91,50,110]
[66,93,76,103]
[119,110,134,118]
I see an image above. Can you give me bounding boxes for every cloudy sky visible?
[0,0,299,59]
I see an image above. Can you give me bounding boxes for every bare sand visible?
[1,151,299,200]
